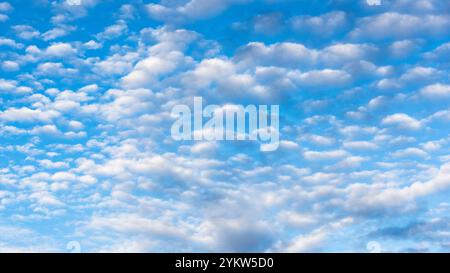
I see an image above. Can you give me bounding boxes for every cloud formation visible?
[0,0,450,253]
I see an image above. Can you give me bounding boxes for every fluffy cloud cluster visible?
[0,0,450,253]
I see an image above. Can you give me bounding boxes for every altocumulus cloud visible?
[0,0,450,253]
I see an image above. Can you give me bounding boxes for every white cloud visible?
[235,42,378,69]
[45,42,77,57]
[94,51,139,76]
[389,40,422,58]
[86,213,192,242]
[78,84,98,93]
[351,12,450,40]
[1,0,450,253]
[381,113,423,130]
[121,51,188,88]
[182,58,235,89]
[96,20,128,40]
[291,69,352,87]
[392,147,429,158]
[273,217,353,252]
[400,66,441,83]
[0,79,32,94]
[39,159,69,169]
[302,134,335,146]
[0,2,12,12]
[12,25,40,40]
[303,149,349,161]
[36,62,77,77]
[1,60,19,71]
[0,14,8,22]
[42,27,73,41]
[189,142,218,154]
[0,107,60,123]
[0,37,23,48]
[343,141,378,150]
[420,84,450,99]
[119,4,136,20]
[344,162,450,212]
[30,124,61,135]
[277,211,317,228]
[424,42,450,62]
[320,43,379,66]
[68,120,84,131]
[146,0,251,23]
[235,42,318,68]
[82,40,102,50]
[290,11,348,36]
[0,79,16,91]
[29,191,64,206]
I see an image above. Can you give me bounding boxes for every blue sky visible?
[1,0,450,252]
